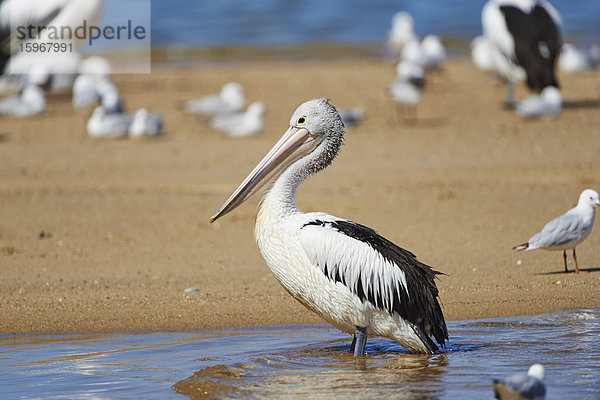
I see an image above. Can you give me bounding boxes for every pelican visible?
[0,0,103,89]
[513,189,600,274]
[481,0,562,108]
[493,364,546,400]
[210,98,448,356]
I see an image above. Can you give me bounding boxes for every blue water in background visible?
[142,0,600,48]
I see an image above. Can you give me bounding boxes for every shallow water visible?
[1,308,599,399]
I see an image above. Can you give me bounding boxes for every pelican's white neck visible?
[259,150,316,219]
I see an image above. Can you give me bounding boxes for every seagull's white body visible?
[387,11,417,50]
[559,43,600,73]
[72,74,99,109]
[520,190,598,251]
[129,108,163,138]
[0,85,45,117]
[514,189,600,273]
[420,35,446,70]
[494,364,546,400]
[95,80,123,114]
[211,99,447,356]
[185,82,245,117]
[516,86,561,118]
[210,101,265,137]
[87,106,131,139]
[399,36,446,70]
[389,61,424,106]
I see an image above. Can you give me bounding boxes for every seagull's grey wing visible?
[529,211,586,248]
[498,373,546,399]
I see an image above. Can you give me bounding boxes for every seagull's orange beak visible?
[210,125,322,223]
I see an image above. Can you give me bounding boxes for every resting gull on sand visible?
[513,189,600,273]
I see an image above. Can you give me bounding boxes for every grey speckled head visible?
[210,98,345,222]
[288,98,345,173]
[290,98,344,137]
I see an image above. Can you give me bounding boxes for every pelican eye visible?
[296,116,307,126]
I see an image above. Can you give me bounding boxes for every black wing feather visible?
[303,219,448,350]
[500,4,561,91]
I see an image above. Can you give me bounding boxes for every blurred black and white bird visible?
[0,0,103,92]
[481,0,562,112]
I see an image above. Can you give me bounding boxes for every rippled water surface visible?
[1,308,599,399]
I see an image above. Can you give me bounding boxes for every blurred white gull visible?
[73,56,117,110]
[185,82,245,117]
[72,74,99,109]
[129,108,163,138]
[559,43,600,73]
[0,84,45,117]
[471,35,496,72]
[86,106,132,139]
[493,364,546,400]
[516,86,561,118]
[401,35,446,70]
[421,35,446,69]
[387,11,417,51]
[96,79,124,114]
[513,189,600,273]
[339,107,364,128]
[78,56,112,81]
[389,61,424,107]
[210,101,265,137]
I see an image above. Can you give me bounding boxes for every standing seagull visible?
[513,189,600,274]
[481,0,562,108]
[493,363,546,400]
[210,98,447,356]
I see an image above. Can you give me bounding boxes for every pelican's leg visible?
[352,326,367,357]
[504,82,515,109]
[563,250,568,273]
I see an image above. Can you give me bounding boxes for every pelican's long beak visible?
[210,126,322,223]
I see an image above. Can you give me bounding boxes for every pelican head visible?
[210,98,344,223]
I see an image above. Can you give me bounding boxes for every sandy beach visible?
[1,56,599,335]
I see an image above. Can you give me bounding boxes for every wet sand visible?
[1,57,599,334]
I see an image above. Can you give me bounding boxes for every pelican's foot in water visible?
[350,326,367,357]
